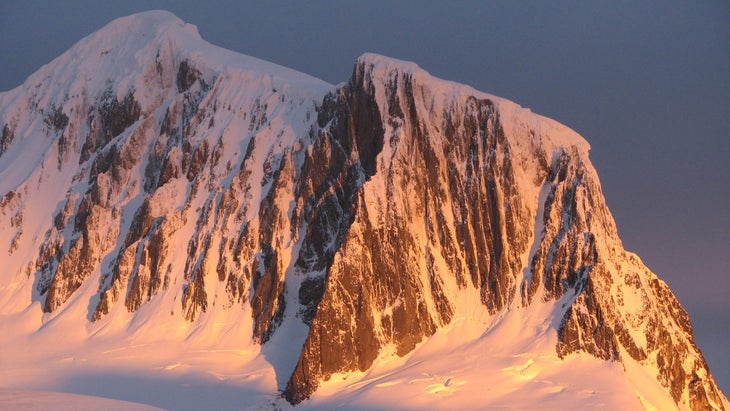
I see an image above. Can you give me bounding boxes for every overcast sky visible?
[1,0,728,393]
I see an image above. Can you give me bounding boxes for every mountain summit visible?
[0,11,726,410]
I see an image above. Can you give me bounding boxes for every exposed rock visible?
[0,123,14,156]
[0,18,724,410]
[176,60,202,93]
[44,200,119,312]
[43,105,69,132]
[80,90,141,163]
[297,275,325,325]
[286,54,539,403]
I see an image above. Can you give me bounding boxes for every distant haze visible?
[0,0,727,392]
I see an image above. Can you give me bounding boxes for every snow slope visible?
[0,389,164,411]
[0,299,671,410]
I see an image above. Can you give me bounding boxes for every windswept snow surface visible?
[0,389,164,411]
[304,300,658,411]
[0,296,672,410]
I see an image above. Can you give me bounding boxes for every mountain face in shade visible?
[0,11,725,410]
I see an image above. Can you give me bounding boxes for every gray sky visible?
[1,0,728,393]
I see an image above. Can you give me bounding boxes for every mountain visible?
[0,11,726,410]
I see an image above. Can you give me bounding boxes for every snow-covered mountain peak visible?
[81,9,200,46]
[16,11,193,92]
[354,51,496,105]
[354,52,590,159]
[4,10,330,116]
[0,11,726,411]
[356,52,426,78]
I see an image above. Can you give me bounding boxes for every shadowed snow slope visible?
[0,10,726,411]
[0,388,164,411]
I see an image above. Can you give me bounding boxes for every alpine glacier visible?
[0,11,726,410]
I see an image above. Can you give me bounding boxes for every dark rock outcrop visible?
[286,56,540,403]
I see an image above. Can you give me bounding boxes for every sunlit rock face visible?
[282,55,725,409]
[0,11,724,410]
[285,56,532,402]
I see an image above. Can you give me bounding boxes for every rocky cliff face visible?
[282,55,726,409]
[0,11,725,410]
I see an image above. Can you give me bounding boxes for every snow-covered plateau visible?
[0,10,726,411]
